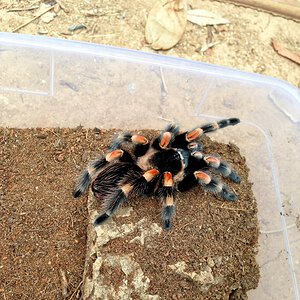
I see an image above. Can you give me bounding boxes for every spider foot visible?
[201,118,240,133]
[228,170,241,183]
[220,185,238,201]
[94,187,131,226]
[204,156,241,183]
[194,171,238,201]
[73,169,91,198]
[163,205,175,230]
[73,155,110,198]
[93,212,110,226]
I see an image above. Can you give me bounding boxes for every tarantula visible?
[73,118,241,230]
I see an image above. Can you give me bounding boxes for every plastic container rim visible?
[0,32,299,103]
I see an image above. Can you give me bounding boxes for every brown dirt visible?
[1,127,259,299]
[0,127,111,299]
[88,132,259,299]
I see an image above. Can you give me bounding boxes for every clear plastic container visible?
[1,33,299,300]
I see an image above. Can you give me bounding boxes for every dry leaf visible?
[145,0,187,50]
[187,9,230,26]
[272,39,300,65]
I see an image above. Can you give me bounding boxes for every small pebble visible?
[57,154,65,162]
[207,257,215,268]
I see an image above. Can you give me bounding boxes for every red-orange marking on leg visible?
[204,156,220,168]
[106,149,123,162]
[164,172,173,187]
[194,171,211,185]
[186,128,203,142]
[143,169,159,181]
[131,135,148,145]
[160,132,171,148]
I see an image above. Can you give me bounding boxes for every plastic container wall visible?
[1,33,299,300]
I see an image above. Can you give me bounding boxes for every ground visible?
[1,128,259,300]
[0,1,299,299]
[0,0,300,87]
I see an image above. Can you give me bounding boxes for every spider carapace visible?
[73,118,241,230]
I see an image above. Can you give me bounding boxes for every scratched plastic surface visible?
[1,33,300,300]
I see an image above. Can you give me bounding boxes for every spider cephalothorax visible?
[73,118,241,230]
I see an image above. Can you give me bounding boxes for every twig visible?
[12,4,56,33]
[59,269,68,298]
[68,280,83,300]
[7,5,39,12]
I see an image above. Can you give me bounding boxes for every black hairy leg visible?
[157,172,176,230]
[171,118,240,150]
[186,151,241,183]
[177,170,237,201]
[203,155,241,183]
[93,168,160,226]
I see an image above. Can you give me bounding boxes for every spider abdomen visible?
[92,162,142,200]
